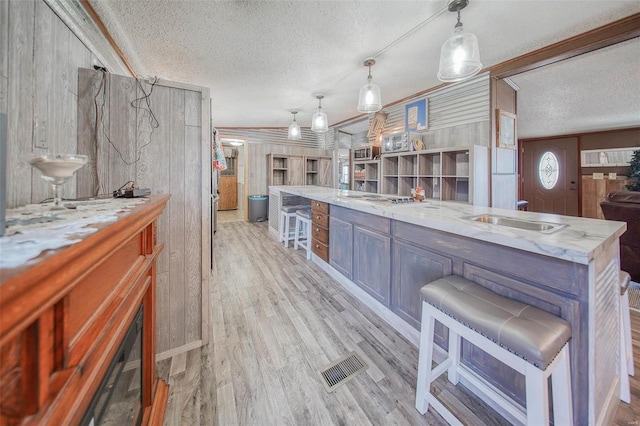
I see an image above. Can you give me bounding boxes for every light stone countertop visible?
[271,185,626,265]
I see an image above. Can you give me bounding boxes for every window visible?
[538,151,559,190]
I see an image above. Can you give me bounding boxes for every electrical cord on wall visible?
[94,71,160,167]
[39,180,136,204]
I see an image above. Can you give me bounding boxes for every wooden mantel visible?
[0,195,170,425]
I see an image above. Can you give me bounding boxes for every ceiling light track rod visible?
[296,5,448,115]
[371,5,447,58]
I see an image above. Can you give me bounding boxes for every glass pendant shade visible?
[311,110,328,133]
[287,112,301,140]
[311,96,328,133]
[437,24,482,83]
[357,79,382,113]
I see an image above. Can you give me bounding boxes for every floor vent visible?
[318,352,368,393]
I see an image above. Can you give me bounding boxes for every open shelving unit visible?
[352,160,380,193]
[268,154,332,187]
[305,156,332,186]
[381,147,474,203]
[267,154,304,186]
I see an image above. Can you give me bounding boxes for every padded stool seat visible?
[416,275,573,426]
[294,208,312,260]
[620,270,634,403]
[279,204,309,247]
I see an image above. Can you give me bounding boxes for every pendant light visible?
[357,58,382,113]
[437,0,482,83]
[311,95,328,133]
[287,111,301,140]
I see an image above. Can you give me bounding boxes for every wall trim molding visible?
[44,0,132,76]
[488,12,640,78]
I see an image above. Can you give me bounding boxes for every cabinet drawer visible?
[311,200,329,215]
[312,225,329,243]
[312,238,329,262]
[312,212,329,228]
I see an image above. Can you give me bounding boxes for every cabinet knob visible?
[316,228,320,232]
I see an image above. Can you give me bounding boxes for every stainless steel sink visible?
[337,194,365,198]
[464,214,567,233]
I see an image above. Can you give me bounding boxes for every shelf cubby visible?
[379,147,474,202]
[351,159,381,193]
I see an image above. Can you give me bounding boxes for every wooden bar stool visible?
[620,270,634,403]
[294,208,312,260]
[415,275,573,426]
[279,204,307,247]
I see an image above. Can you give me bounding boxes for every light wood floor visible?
[217,209,245,223]
[159,220,640,425]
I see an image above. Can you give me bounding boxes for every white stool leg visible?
[416,303,436,415]
[622,290,634,376]
[620,292,631,403]
[447,328,460,385]
[283,214,292,247]
[551,346,573,426]
[303,220,311,260]
[525,362,549,426]
[294,216,303,250]
[279,212,285,243]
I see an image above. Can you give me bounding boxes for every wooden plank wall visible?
[2,0,97,208]
[77,68,207,354]
[2,1,208,356]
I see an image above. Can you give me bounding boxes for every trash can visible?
[248,195,268,222]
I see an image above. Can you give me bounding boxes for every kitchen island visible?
[269,185,626,426]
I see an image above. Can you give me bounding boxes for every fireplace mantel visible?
[0,195,170,425]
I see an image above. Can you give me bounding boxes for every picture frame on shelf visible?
[496,109,517,149]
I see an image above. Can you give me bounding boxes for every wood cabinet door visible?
[391,241,453,330]
[353,226,391,305]
[318,158,332,187]
[329,217,353,279]
[288,156,305,185]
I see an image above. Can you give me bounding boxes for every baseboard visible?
[156,340,203,362]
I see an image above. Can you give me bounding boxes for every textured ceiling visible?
[511,38,640,138]
[87,0,640,137]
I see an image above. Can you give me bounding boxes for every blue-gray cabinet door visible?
[391,240,453,330]
[353,226,391,305]
[329,216,353,279]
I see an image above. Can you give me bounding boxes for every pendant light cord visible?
[296,5,447,111]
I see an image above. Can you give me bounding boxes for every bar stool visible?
[620,270,634,403]
[279,204,308,248]
[294,208,312,260]
[416,275,573,426]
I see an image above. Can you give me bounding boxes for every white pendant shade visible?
[311,95,328,133]
[437,24,482,83]
[287,111,301,140]
[357,80,382,113]
[311,111,328,133]
[357,58,382,113]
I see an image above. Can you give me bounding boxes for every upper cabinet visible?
[306,156,333,187]
[268,154,333,187]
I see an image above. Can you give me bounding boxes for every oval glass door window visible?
[538,151,559,189]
